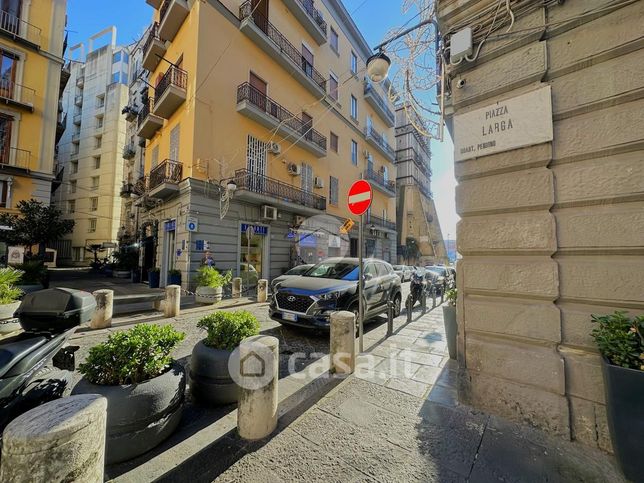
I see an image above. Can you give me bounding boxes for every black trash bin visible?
[15,288,96,333]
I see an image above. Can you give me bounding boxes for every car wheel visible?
[392,293,402,317]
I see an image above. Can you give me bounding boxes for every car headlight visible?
[319,290,342,301]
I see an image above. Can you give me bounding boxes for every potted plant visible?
[0,267,23,334]
[168,268,181,286]
[72,324,186,464]
[590,311,644,481]
[15,261,47,294]
[442,288,457,360]
[112,246,139,278]
[148,267,160,288]
[194,267,232,304]
[190,310,260,404]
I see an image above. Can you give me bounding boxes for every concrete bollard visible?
[407,295,413,324]
[330,311,356,374]
[0,394,107,483]
[421,291,427,314]
[237,335,279,440]
[90,289,113,329]
[164,284,181,318]
[386,302,394,337]
[232,277,242,298]
[257,279,268,303]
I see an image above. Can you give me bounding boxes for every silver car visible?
[392,264,412,282]
[270,264,314,292]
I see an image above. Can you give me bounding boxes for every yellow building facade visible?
[0,0,67,213]
[132,0,397,287]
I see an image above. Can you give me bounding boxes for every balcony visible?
[236,82,326,157]
[364,168,396,197]
[56,114,66,143]
[120,182,134,198]
[122,105,139,122]
[76,75,84,88]
[158,0,189,42]
[149,159,182,198]
[60,64,71,96]
[0,147,31,170]
[0,80,34,112]
[238,2,326,98]
[137,98,163,139]
[230,169,326,214]
[0,9,41,49]
[364,81,395,127]
[153,65,187,119]
[364,125,395,162]
[73,113,81,125]
[146,0,162,8]
[368,214,396,232]
[396,147,432,178]
[142,22,166,72]
[74,95,83,107]
[132,176,148,196]
[71,132,80,144]
[282,0,327,45]
[70,149,79,160]
[123,144,136,160]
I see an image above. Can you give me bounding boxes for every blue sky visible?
[66,0,457,239]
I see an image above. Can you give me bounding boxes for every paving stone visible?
[370,344,400,358]
[215,454,284,482]
[374,357,423,378]
[427,384,459,407]
[354,369,389,386]
[396,349,444,367]
[386,377,431,398]
[412,365,443,385]
[356,353,386,371]
[435,369,458,389]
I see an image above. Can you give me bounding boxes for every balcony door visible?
[249,72,267,112]
[0,0,21,35]
[251,0,269,27]
[0,113,12,165]
[302,44,314,78]
[246,134,266,192]
[0,50,17,100]
[301,112,313,141]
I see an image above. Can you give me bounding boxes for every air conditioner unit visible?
[287,163,301,176]
[314,176,325,189]
[294,215,306,226]
[263,205,277,220]
[268,142,281,155]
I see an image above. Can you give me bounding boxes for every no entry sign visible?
[347,180,373,216]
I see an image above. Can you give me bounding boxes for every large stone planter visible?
[442,305,457,360]
[72,362,185,464]
[189,340,239,405]
[0,301,21,334]
[195,286,223,304]
[601,357,644,481]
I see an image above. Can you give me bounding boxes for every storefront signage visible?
[453,86,553,162]
[241,223,268,236]
[186,217,198,232]
[164,220,176,232]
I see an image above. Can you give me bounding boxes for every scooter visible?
[0,288,95,434]
[409,269,427,308]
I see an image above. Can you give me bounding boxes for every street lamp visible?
[219,178,237,220]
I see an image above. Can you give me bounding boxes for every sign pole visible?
[358,212,364,353]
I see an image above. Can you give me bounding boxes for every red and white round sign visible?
[347,180,373,216]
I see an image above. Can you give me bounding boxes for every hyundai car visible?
[269,258,402,329]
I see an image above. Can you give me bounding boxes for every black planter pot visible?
[72,362,186,464]
[148,270,160,288]
[131,269,141,284]
[168,274,181,286]
[601,357,644,481]
[189,340,239,405]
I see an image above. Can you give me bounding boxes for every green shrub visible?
[149,267,160,273]
[79,324,185,385]
[195,267,232,288]
[169,269,181,276]
[0,267,23,304]
[197,310,260,351]
[591,311,644,370]
[15,261,46,284]
[445,288,457,307]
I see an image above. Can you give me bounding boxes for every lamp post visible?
[219,179,237,220]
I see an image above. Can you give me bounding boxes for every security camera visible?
[456,78,466,89]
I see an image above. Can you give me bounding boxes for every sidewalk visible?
[216,305,625,483]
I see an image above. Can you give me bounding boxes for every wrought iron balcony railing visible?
[369,214,396,231]
[364,125,395,160]
[297,0,327,34]
[154,64,187,101]
[0,79,35,108]
[232,168,326,211]
[133,176,148,195]
[237,82,327,151]
[123,144,136,160]
[364,80,395,124]
[138,97,154,126]
[0,9,41,47]
[396,147,432,178]
[364,168,396,194]
[143,22,161,56]
[239,1,326,91]
[149,159,182,190]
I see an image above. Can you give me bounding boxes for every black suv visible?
[269,257,402,329]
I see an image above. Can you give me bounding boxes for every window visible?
[67,200,75,214]
[350,95,358,120]
[0,50,18,101]
[96,94,105,108]
[330,27,339,53]
[329,176,338,205]
[69,180,77,194]
[351,140,358,165]
[151,145,159,168]
[0,113,13,165]
[72,247,81,262]
[350,51,358,75]
[169,124,180,161]
[329,72,338,101]
[330,132,338,152]
[96,117,103,129]
[71,161,78,174]
[91,176,99,190]
[88,218,97,233]
[113,51,122,63]
[95,136,102,149]
[123,52,129,64]
[0,179,9,208]
[301,163,313,192]
[90,197,98,211]
[111,72,119,84]
[93,156,100,169]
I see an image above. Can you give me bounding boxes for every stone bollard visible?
[257,279,268,303]
[232,277,242,298]
[330,311,356,375]
[407,295,413,324]
[164,284,181,318]
[0,394,107,483]
[386,302,394,337]
[237,335,279,440]
[90,289,113,329]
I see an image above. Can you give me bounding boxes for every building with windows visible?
[54,27,130,264]
[132,0,397,288]
[0,0,67,213]
[395,105,447,265]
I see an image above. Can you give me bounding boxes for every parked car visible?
[269,258,402,329]
[426,265,456,292]
[270,264,314,292]
[392,264,412,282]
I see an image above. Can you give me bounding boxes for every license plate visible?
[282,312,298,322]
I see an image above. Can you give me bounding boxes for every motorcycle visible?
[408,269,427,308]
[0,288,95,434]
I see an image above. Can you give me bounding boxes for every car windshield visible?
[286,265,310,275]
[427,266,447,276]
[392,265,404,270]
[303,261,359,280]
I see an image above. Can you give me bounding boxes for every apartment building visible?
[133,0,397,288]
[395,105,447,265]
[0,0,67,212]
[55,27,130,264]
